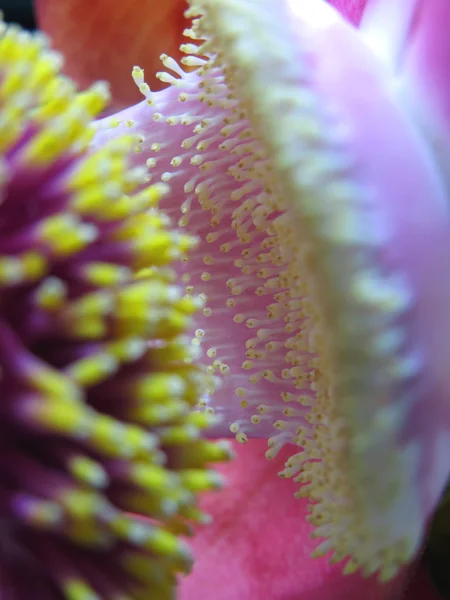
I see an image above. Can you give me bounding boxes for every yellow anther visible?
[65,354,118,387]
[63,579,100,600]
[69,456,108,488]
[39,215,97,256]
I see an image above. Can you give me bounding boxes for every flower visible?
[89,0,450,593]
[0,17,230,600]
[33,0,450,597]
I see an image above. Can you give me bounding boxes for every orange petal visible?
[35,0,188,110]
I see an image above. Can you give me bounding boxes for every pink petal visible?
[179,439,428,600]
[282,0,450,544]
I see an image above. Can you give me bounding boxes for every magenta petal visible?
[180,439,423,600]
[328,0,368,24]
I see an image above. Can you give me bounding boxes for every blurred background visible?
[0,0,36,29]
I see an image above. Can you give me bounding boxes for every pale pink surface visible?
[400,0,450,193]
[403,0,450,126]
[180,440,439,600]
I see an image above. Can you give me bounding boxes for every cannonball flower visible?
[86,0,450,597]
[0,17,231,600]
